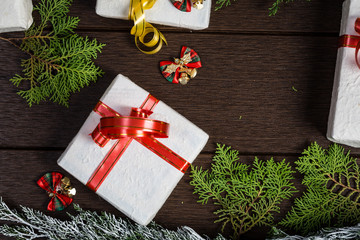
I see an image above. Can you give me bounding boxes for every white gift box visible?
[327,0,360,148]
[0,0,33,33]
[95,0,211,30]
[58,74,209,225]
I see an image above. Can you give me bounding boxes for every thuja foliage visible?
[190,144,296,239]
[215,0,311,16]
[0,0,105,107]
[214,0,237,11]
[0,198,227,240]
[269,0,311,16]
[280,142,360,234]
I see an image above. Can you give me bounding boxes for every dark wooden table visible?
[0,0,357,239]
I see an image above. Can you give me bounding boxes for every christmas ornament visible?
[160,46,202,84]
[170,0,204,12]
[37,172,76,211]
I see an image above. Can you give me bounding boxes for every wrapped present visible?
[58,74,209,225]
[0,0,33,33]
[327,0,360,148]
[95,0,211,30]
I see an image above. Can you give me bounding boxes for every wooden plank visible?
[1,32,357,154]
[65,0,343,33]
[0,150,305,239]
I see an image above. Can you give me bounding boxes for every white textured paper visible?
[95,0,211,30]
[327,0,360,148]
[0,0,33,33]
[58,74,209,225]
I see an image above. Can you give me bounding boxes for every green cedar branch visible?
[214,0,312,16]
[269,0,312,16]
[280,142,360,234]
[214,0,237,11]
[0,198,227,240]
[0,0,105,107]
[190,144,297,239]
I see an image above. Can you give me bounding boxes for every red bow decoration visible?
[170,0,204,12]
[339,18,360,68]
[160,46,202,84]
[86,94,190,192]
[37,172,74,211]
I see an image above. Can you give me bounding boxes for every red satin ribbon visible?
[339,18,360,68]
[86,94,191,192]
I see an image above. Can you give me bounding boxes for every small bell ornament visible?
[192,0,204,9]
[179,73,190,85]
[60,177,77,197]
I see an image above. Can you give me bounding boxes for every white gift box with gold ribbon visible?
[58,74,209,225]
[0,0,33,33]
[327,0,360,147]
[95,0,211,30]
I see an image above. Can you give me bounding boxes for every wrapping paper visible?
[0,0,33,33]
[58,74,209,225]
[327,0,360,148]
[95,0,211,30]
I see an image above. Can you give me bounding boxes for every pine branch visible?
[0,198,227,240]
[190,144,296,239]
[0,0,105,107]
[280,142,360,234]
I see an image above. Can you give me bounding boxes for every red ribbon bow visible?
[37,172,73,211]
[86,94,191,192]
[339,18,360,68]
[160,46,202,84]
[170,0,192,12]
[170,0,203,12]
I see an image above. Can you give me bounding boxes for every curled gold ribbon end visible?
[129,0,167,54]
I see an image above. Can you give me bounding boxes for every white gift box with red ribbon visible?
[58,74,209,225]
[327,0,360,148]
[95,0,211,30]
[0,0,33,33]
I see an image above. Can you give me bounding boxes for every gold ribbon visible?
[129,0,167,54]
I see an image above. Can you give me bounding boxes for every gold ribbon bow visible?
[129,0,167,54]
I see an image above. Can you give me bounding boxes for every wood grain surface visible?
[0,0,358,239]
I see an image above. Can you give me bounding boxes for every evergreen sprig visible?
[0,0,105,107]
[214,0,237,11]
[215,0,312,16]
[190,144,296,239]
[280,142,360,234]
[0,198,227,240]
[269,0,311,16]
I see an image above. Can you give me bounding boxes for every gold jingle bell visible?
[188,68,197,79]
[192,0,204,9]
[60,177,77,198]
[179,73,190,85]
